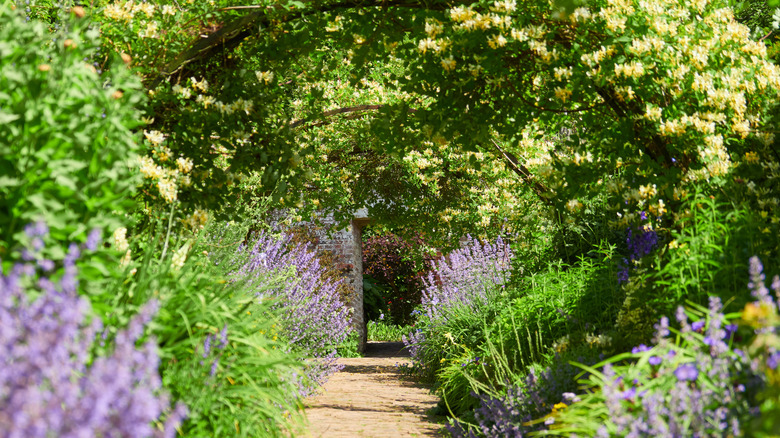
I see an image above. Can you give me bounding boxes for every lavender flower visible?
[224,230,352,392]
[653,316,670,342]
[420,235,513,324]
[0,228,185,437]
[749,256,772,303]
[86,228,102,251]
[674,363,699,381]
[219,324,229,348]
[203,334,213,358]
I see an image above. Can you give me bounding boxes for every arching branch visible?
[290,104,418,129]
[489,139,554,207]
[153,0,452,85]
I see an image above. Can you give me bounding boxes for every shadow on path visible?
[363,341,411,358]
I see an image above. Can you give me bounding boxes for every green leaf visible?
[0,175,19,188]
[0,111,19,124]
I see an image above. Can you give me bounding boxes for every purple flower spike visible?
[674,363,699,381]
[632,344,650,354]
[649,356,662,366]
[219,324,229,349]
[676,306,688,324]
[691,320,705,332]
[654,316,670,340]
[749,256,771,302]
[85,228,102,251]
[203,334,213,358]
[25,220,49,237]
[767,351,780,370]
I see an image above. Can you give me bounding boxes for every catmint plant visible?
[403,236,513,368]
[0,225,185,437]
[420,235,513,323]
[527,258,780,437]
[453,256,780,437]
[226,230,352,393]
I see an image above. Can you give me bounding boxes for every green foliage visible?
[99,220,306,437]
[362,231,435,324]
[366,320,413,342]
[336,331,362,358]
[362,275,391,322]
[0,4,142,259]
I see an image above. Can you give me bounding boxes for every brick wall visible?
[307,210,370,352]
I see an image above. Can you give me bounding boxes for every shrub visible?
[402,235,514,414]
[99,218,307,437]
[0,4,142,258]
[363,232,435,325]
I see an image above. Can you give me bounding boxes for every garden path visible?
[304,341,444,437]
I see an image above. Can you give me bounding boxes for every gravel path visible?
[304,342,444,437]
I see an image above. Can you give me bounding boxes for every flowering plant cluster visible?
[454,257,780,437]
[420,235,513,323]
[0,225,185,437]
[226,230,353,392]
[402,235,513,383]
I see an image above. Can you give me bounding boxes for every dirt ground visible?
[304,342,445,438]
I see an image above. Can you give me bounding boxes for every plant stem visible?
[160,202,177,262]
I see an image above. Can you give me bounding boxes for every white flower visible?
[157,177,178,203]
[144,130,165,146]
[191,78,209,92]
[113,227,129,252]
[139,21,159,39]
[171,242,190,271]
[256,70,274,84]
[120,249,132,267]
[441,57,457,71]
[139,156,164,179]
[176,157,194,174]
